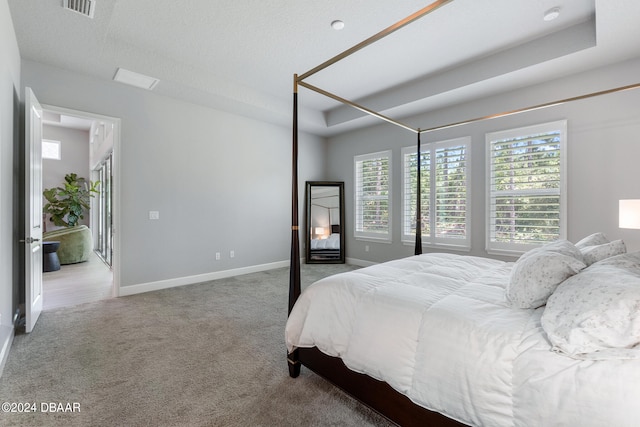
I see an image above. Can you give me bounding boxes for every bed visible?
[285,2,640,425]
[286,237,640,426]
[309,226,341,260]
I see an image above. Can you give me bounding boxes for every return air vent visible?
[63,0,96,19]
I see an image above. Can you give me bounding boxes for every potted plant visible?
[43,173,100,227]
[42,173,100,265]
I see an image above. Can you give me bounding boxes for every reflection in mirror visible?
[305,181,345,264]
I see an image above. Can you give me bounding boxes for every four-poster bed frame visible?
[287,1,640,425]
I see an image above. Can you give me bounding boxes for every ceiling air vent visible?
[63,0,96,19]
[113,68,160,91]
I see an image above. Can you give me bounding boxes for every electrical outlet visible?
[230,250,235,258]
[365,245,370,252]
[215,252,220,260]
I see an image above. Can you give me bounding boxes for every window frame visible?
[354,150,392,242]
[485,120,567,256]
[401,137,471,250]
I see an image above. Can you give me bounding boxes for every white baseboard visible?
[119,260,290,297]
[0,325,14,378]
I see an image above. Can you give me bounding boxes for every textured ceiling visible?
[8,0,640,136]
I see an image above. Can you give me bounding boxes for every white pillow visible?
[541,252,640,360]
[575,232,609,249]
[579,239,626,266]
[518,239,585,262]
[507,240,585,309]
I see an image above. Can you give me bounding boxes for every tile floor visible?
[43,251,113,311]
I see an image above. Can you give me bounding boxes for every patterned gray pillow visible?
[542,252,640,360]
[507,240,586,309]
[579,240,626,266]
[575,232,609,249]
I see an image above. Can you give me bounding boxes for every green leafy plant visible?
[43,173,100,227]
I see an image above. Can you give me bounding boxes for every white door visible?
[24,87,43,333]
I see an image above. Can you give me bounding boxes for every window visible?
[42,139,61,160]
[486,120,567,254]
[354,151,392,241]
[402,137,470,249]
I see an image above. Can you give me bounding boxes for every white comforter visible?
[285,253,640,427]
[310,233,340,250]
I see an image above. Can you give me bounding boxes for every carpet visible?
[0,264,394,427]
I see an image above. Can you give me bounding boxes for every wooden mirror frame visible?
[305,181,345,264]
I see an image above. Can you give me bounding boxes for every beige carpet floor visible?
[0,264,395,427]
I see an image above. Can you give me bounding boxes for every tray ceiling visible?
[8,0,640,136]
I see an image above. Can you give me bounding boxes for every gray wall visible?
[21,59,326,289]
[328,58,640,264]
[0,0,20,361]
[42,125,91,230]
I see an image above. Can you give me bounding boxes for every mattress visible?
[285,252,640,426]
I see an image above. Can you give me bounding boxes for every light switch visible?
[149,211,160,220]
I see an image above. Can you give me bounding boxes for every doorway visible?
[40,105,120,310]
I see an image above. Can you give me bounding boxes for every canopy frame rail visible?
[298,81,417,133]
[416,82,640,135]
[298,0,453,82]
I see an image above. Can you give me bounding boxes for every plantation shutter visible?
[355,151,392,240]
[402,149,430,238]
[435,144,467,241]
[487,120,566,254]
[402,137,469,248]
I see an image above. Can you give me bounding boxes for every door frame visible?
[41,104,121,297]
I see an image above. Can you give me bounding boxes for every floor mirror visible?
[305,181,345,264]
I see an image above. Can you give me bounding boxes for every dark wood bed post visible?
[288,74,301,378]
[414,130,423,255]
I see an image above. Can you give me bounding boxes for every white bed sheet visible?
[285,253,640,426]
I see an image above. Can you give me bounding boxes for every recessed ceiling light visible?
[543,7,561,21]
[331,20,345,30]
[113,68,160,90]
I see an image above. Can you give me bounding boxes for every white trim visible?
[402,240,472,252]
[354,236,392,244]
[41,104,122,298]
[111,120,121,297]
[0,325,14,378]
[401,136,471,249]
[485,119,567,254]
[354,150,393,242]
[486,248,524,258]
[119,260,289,297]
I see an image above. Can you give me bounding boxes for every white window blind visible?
[402,148,430,239]
[486,120,567,254]
[355,151,392,241]
[402,137,469,249]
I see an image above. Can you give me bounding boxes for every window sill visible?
[485,248,524,258]
[402,240,471,252]
[355,236,392,244]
